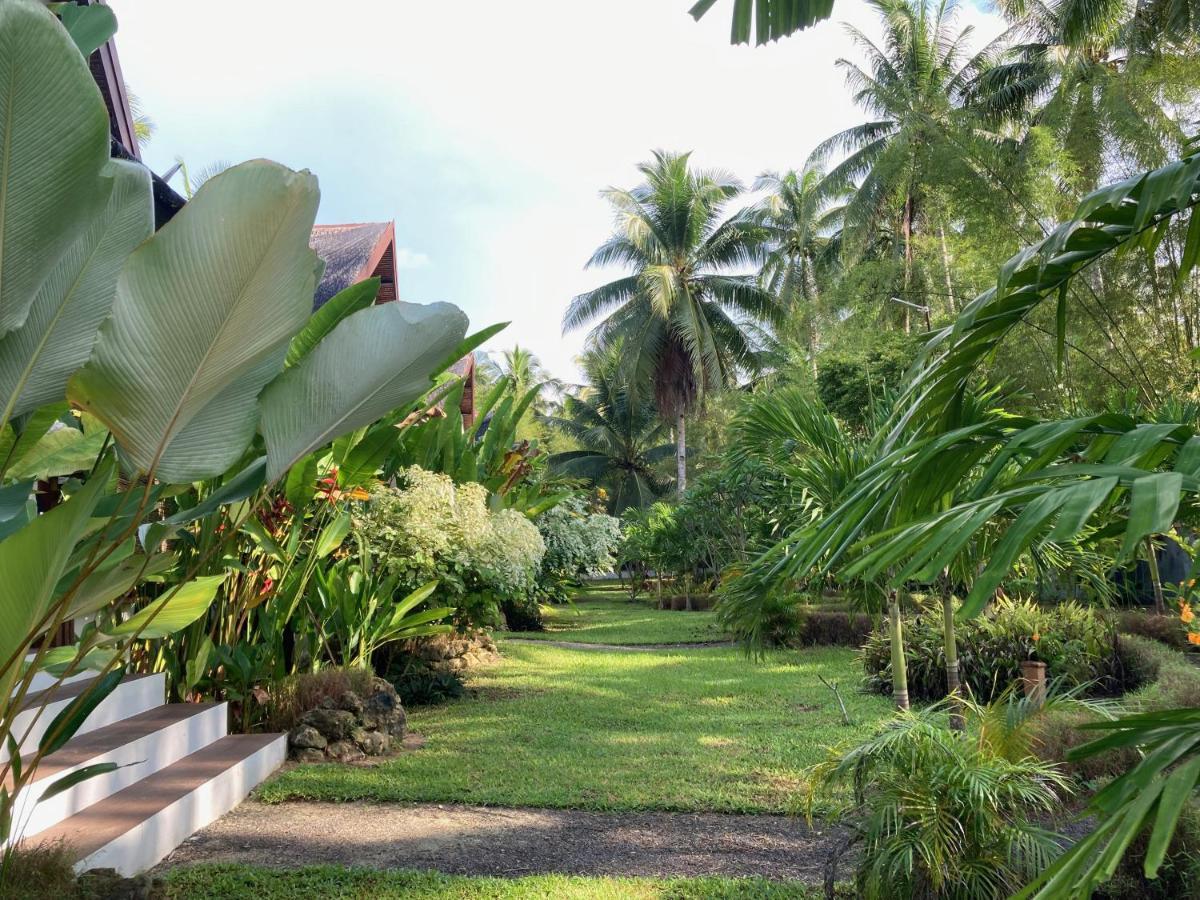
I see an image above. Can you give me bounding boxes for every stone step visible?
[8,702,228,840]
[2,673,166,764]
[35,733,286,876]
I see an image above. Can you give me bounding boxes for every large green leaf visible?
[101,574,224,640]
[286,277,379,367]
[0,0,110,338]
[0,457,111,700]
[56,3,117,58]
[688,0,834,44]
[8,414,108,480]
[0,160,152,421]
[67,161,320,483]
[259,300,469,481]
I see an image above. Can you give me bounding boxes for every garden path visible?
[157,800,844,881]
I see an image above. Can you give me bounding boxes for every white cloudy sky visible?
[107,0,1003,382]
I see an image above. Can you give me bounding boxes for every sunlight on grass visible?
[259,640,893,814]
[505,597,724,645]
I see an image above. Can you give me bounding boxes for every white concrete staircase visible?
[7,670,286,875]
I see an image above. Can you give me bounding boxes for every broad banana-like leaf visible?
[162,456,267,526]
[259,300,468,481]
[64,552,175,620]
[67,160,320,483]
[689,0,833,44]
[56,2,117,58]
[9,415,108,480]
[0,0,110,338]
[0,457,112,701]
[101,574,224,641]
[0,161,152,421]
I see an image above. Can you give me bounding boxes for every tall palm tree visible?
[481,345,562,416]
[751,166,845,376]
[563,150,783,492]
[813,0,1007,331]
[974,0,1192,191]
[543,344,675,513]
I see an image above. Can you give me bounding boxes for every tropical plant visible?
[480,345,561,416]
[811,699,1071,899]
[544,343,675,512]
[688,0,835,43]
[308,564,453,669]
[751,167,844,375]
[0,0,478,850]
[977,0,1195,192]
[535,495,621,598]
[563,150,783,492]
[812,0,1013,331]
[862,598,1122,702]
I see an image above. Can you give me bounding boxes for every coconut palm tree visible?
[813,0,1010,331]
[563,150,783,492]
[543,344,675,513]
[481,345,562,416]
[751,166,845,376]
[973,0,1193,191]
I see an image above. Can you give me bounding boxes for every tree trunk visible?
[942,590,964,730]
[902,196,914,335]
[675,412,687,494]
[888,589,910,711]
[808,278,821,379]
[938,225,956,315]
[1146,536,1166,616]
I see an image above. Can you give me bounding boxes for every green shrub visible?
[356,467,546,628]
[391,667,466,707]
[863,599,1122,702]
[1117,609,1193,651]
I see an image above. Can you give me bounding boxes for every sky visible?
[107,0,1003,383]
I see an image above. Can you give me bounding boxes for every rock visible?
[326,740,365,763]
[289,724,327,751]
[294,747,326,764]
[300,706,357,742]
[336,690,364,716]
[357,730,391,755]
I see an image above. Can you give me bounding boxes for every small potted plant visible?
[1020,631,1047,706]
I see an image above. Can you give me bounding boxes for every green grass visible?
[259,640,893,813]
[507,598,722,645]
[163,866,840,899]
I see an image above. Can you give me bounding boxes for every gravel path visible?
[157,801,844,881]
[501,638,736,652]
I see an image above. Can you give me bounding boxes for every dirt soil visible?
[156,801,845,881]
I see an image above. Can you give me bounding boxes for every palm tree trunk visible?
[902,196,915,335]
[938,225,956,315]
[808,279,821,379]
[675,412,687,494]
[888,588,910,711]
[942,589,963,730]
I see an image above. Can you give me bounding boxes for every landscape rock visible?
[286,676,407,763]
[403,630,500,673]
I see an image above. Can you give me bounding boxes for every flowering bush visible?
[357,466,545,627]
[537,497,621,582]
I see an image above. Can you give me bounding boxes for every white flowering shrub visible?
[537,497,621,583]
[357,466,545,628]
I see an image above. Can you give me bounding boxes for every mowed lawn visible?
[164,867,836,899]
[259,625,893,813]
[508,597,724,645]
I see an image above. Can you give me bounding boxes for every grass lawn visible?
[163,866,839,899]
[259,640,893,813]
[507,598,722,645]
